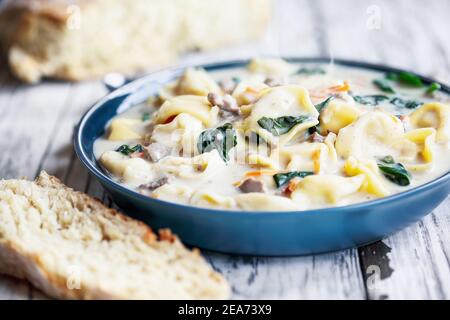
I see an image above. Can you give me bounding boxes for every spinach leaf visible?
[390,97,423,109]
[353,95,389,106]
[197,123,237,162]
[385,72,399,81]
[373,78,396,94]
[258,116,312,136]
[116,144,144,156]
[396,71,424,87]
[273,171,314,188]
[386,71,424,87]
[296,67,326,75]
[142,112,151,122]
[315,96,334,113]
[377,156,411,186]
[426,82,441,95]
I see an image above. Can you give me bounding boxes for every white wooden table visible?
[1,0,450,300]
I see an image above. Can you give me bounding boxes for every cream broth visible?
[94,59,450,211]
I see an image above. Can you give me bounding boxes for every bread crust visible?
[0,0,271,83]
[0,172,230,300]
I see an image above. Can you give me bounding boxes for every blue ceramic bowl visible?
[74,58,450,256]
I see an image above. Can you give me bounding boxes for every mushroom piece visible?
[238,178,266,194]
[219,78,238,94]
[264,77,282,87]
[308,132,326,143]
[139,177,169,191]
[207,93,241,115]
[144,143,171,162]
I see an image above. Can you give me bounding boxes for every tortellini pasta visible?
[291,175,365,207]
[108,118,142,141]
[153,184,194,203]
[154,95,219,127]
[175,68,222,96]
[272,133,338,174]
[247,154,280,170]
[244,85,319,145]
[96,60,450,211]
[156,150,226,180]
[410,103,450,143]
[336,111,407,160]
[159,68,221,101]
[344,157,390,197]
[403,128,437,171]
[247,58,296,77]
[150,113,203,156]
[190,191,236,209]
[232,76,269,107]
[100,151,155,185]
[319,99,363,134]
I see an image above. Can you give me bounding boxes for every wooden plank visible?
[312,0,450,300]
[0,81,72,299]
[205,250,365,300]
[36,81,106,184]
[28,81,106,299]
[1,0,356,300]
[1,0,449,300]
[366,0,450,300]
[346,0,450,300]
[197,0,365,300]
[0,80,105,299]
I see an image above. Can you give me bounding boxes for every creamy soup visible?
[94,58,450,211]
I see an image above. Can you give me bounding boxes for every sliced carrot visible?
[162,115,177,124]
[244,170,279,178]
[312,149,321,174]
[130,152,145,159]
[233,170,279,187]
[328,81,351,93]
[288,178,301,193]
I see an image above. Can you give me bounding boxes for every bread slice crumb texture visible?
[0,172,230,300]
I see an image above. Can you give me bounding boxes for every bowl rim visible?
[74,57,450,217]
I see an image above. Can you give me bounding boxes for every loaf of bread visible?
[0,0,271,83]
[0,172,230,300]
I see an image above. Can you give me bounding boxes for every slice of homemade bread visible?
[0,172,230,300]
[0,0,271,83]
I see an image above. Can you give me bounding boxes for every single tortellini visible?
[336,111,406,160]
[159,68,221,101]
[290,175,365,207]
[247,58,296,77]
[247,154,280,170]
[272,133,338,174]
[235,193,299,211]
[344,157,390,197]
[152,184,193,204]
[190,191,236,209]
[403,128,437,171]
[232,75,269,107]
[154,95,219,127]
[319,99,363,134]
[100,151,155,185]
[410,102,450,143]
[156,150,226,180]
[151,113,203,156]
[108,118,141,141]
[245,85,319,146]
[175,68,222,96]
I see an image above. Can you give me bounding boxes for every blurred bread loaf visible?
[0,172,230,300]
[0,0,271,83]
